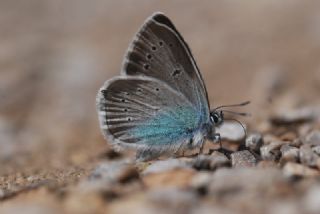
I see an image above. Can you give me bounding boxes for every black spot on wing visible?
[144,64,150,70]
[172,69,181,77]
[146,53,152,60]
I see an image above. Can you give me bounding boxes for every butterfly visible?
[96,12,248,161]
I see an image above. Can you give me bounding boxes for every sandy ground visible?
[0,1,320,213]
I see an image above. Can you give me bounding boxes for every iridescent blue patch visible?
[130,106,201,145]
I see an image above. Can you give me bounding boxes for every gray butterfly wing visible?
[122,12,210,123]
[97,76,202,160]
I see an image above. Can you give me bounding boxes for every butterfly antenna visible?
[224,118,247,139]
[222,110,251,117]
[214,101,250,110]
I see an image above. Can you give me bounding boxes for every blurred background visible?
[1,0,320,175]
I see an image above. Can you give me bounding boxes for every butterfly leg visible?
[199,143,204,154]
[213,133,222,149]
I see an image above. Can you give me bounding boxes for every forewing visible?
[97,76,201,148]
[122,12,209,123]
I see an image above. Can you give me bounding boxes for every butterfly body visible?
[97,12,223,161]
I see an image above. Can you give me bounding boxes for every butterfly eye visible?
[211,114,219,123]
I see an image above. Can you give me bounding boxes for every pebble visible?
[89,160,139,184]
[304,130,320,146]
[280,145,299,163]
[260,141,286,161]
[263,134,280,145]
[271,107,316,125]
[231,150,257,167]
[312,146,320,155]
[209,168,287,197]
[143,158,190,175]
[215,122,246,142]
[289,139,303,148]
[283,162,320,178]
[245,133,264,152]
[192,152,230,171]
[190,172,212,192]
[299,145,319,168]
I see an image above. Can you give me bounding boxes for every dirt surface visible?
[1,1,320,213]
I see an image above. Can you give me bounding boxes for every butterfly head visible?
[210,110,224,126]
[209,100,250,127]
[209,101,251,141]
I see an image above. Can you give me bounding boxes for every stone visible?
[215,121,246,142]
[263,134,280,145]
[299,145,319,168]
[190,172,212,194]
[304,130,320,146]
[209,168,288,198]
[271,107,316,125]
[192,152,230,171]
[289,139,303,148]
[283,162,320,178]
[312,146,320,156]
[245,133,264,152]
[280,145,299,163]
[260,141,286,161]
[143,158,190,175]
[89,160,139,184]
[71,163,143,206]
[231,150,257,167]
